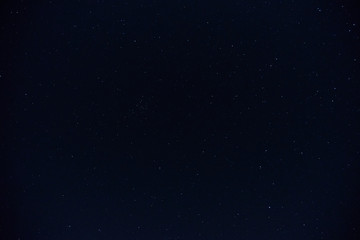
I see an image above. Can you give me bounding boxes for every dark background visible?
[1,0,360,239]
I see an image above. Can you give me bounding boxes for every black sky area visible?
[1,0,360,239]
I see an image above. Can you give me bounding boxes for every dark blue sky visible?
[1,0,360,239]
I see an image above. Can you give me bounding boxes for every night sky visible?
[1,1,360,239]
